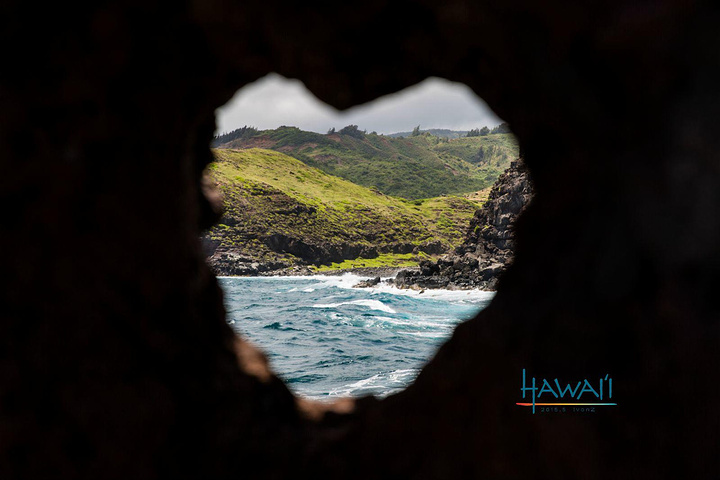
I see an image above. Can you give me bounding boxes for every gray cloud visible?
[215,73,503,135]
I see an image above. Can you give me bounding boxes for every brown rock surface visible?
[1,1,719,479]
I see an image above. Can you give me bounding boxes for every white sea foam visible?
[312,299,396,314]
[324,368,420,398]
[313,273,368,290]
[369,315,450,330]
[372,282,496,303]
[397,330,448,339]
[263,273,497,304]
[336,273,492,302]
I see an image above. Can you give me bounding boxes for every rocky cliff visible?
[392,159,533,290]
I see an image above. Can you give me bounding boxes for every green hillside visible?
[203,148,485,273]
[214,126,518,199]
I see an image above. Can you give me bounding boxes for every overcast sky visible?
[215,73,503,135]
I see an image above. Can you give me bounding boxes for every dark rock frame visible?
[1,1,718,478]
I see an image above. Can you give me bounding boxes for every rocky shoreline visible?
[209,159,532,291]
[214,263,419,279]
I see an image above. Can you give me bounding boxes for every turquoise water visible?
[219,274,494,399]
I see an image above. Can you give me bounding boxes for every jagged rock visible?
[396,159,533,290]
[413,240,445,254]
[354,276,381,288]
[206,250,291,275]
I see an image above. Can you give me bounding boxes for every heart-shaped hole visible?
[203,73,529,399]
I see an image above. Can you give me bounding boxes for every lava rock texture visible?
[1,1,719,479]
[394,159,533,290]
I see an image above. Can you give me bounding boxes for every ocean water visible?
[219,274,494,399]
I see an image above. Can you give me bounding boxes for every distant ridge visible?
[385,128,468,139]
[213,125,519,199]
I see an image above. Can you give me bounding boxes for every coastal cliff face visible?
[394,159,533,290]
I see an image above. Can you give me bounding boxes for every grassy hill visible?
[203,148,486,273]
[213,126,518,200]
